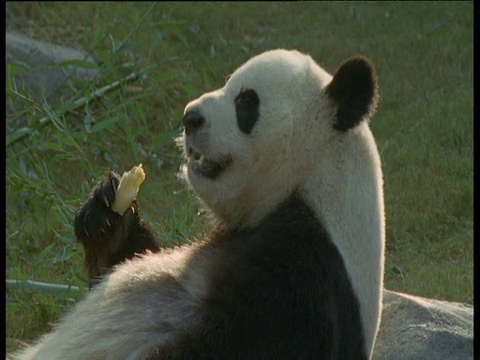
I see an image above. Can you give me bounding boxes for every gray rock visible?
[6,31,99,112]
[373,290,473,360]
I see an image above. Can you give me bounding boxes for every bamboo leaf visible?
[90,115,123,133]
[149,33,164,56]
[115,40,140,54]
[125,126,139,164]
[93,23,104,47]
[33,244,55,267]
[168,25,188,46]
[56,59,99,70]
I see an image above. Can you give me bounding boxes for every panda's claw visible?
[84,227,90,238]
[103,195,110,208]
[111,177,117,194]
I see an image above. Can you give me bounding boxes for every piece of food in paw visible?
[111,164,146,215]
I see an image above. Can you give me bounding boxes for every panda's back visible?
[150,193,367,359]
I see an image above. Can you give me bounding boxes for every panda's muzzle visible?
[182,111,232,179]
[186,146,232,180]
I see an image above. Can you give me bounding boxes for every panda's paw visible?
[75,172,138,252]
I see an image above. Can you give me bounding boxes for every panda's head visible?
[180,49,378,228]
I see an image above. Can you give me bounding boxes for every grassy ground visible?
[6,2,473,353]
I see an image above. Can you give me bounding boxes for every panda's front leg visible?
[74,171,159,288]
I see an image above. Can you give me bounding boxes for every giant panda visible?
[11,49,385,360]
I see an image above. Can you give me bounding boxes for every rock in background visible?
[6,31,98,113]
[373,290,473,360]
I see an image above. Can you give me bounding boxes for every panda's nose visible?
[182,111,205,135]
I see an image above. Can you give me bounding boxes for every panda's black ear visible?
[325,56,378,131]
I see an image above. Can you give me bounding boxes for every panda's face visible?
[178,50,335,227]
[179,49,377,228]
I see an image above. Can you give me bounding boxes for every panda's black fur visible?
[154,195,366,359]
[235,88,260,134]
[11,49,383,360]
[327,56,378,131]
[74,172,159,289]
[75,185,366,359]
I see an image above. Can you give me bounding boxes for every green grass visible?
[6,2,473,353]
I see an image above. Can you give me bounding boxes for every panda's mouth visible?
[187,147,232,179]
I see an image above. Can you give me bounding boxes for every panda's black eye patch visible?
[235,88,260,135]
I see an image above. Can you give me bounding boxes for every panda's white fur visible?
[182,49,384,356]
[302,125,385,354]
[14,245,208,360]
[181,50,334,229]
[11,49,385,359]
